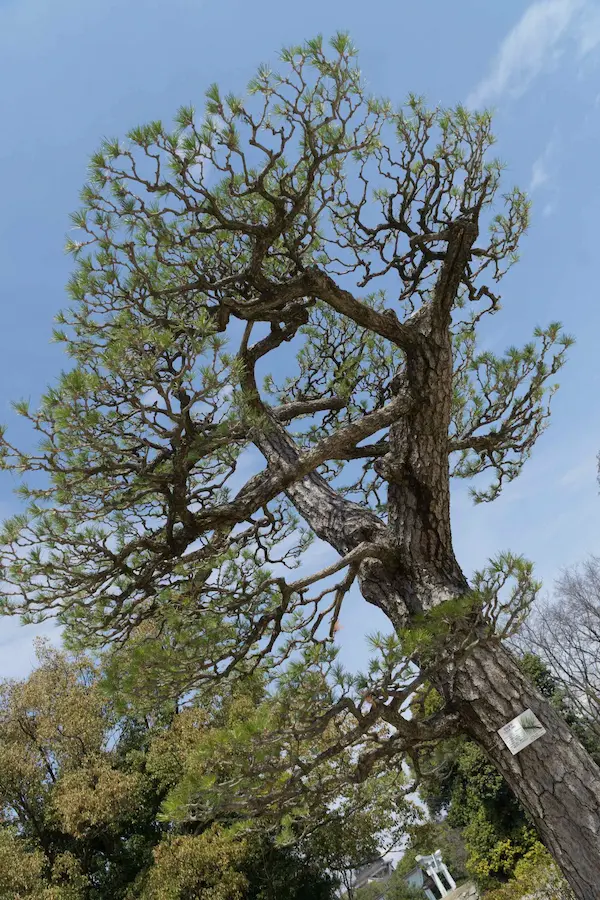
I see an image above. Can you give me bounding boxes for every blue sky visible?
[1,0,600,679]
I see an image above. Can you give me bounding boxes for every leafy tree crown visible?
[0,34,571,825]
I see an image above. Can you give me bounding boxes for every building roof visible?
[353,857,394,888]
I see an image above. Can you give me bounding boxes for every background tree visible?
[1,644,403,899]
[524,556,600,753]
[132,826,338,900]
[391,821,468,886]
[483,843,574,900]
[0,642,163,899]
[383,872,429,900]
[145,663,414,898]
[0,34,598,898]
[352,855,444,900]
[299,787,409,900]
[354,885,386,900]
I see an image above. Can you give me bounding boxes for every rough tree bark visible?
[443,642,600,900]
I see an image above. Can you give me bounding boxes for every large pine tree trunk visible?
[440,641,600,900]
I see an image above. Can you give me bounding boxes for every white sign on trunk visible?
[498,709,546,755]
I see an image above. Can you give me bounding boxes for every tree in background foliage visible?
[142,662,413,898]
[0,641,162,900]
[384,874,427,900]
[483,843,574,900]
[133,825,337,900]
[1,33,598,898]
[524,556,600,758]
[354,885,386,900]
[300,783,413,898]
[353,863,433,900]
[0,644,408,899]
[435,740,537,888]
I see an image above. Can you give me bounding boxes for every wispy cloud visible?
[577,2,600,54]
[559,454,597,487]
[530,161,550,192]
[467,0,587,108]
[528,138,560,214]
[527,136,562,218]
[529,139,556,191]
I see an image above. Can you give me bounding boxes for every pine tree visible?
[1,34,598,899]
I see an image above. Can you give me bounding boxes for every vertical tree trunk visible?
[441,641,600,900]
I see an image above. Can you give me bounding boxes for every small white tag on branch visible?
[498,709,546,755]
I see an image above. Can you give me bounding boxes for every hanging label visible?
[498,709,546,755]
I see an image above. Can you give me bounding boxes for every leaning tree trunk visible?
[439,640,600,900]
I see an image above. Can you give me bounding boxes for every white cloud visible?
[467,0,585,108]
[530,161,550,191]
[528,138,561,215]
[577,3,600,54]
[528,138,560,214]
[529,142,555,191]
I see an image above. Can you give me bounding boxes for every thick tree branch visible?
[237,322,394,553]
[305,266,418,350]
[432,218,479,320]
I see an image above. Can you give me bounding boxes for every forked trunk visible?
[440,640,600,900]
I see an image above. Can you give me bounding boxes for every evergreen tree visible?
[1,34,598,898]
